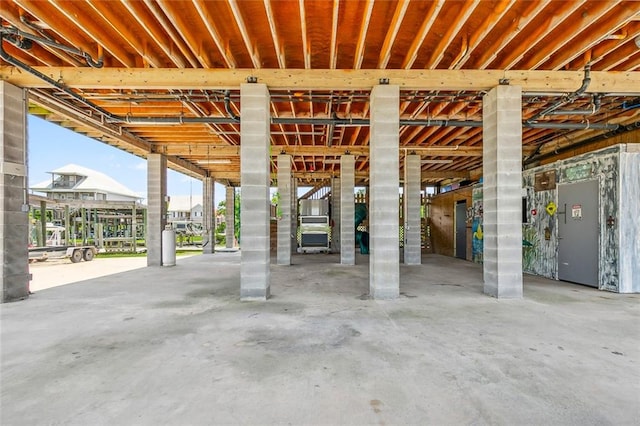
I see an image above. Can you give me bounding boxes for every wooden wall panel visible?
[429,187,473,259]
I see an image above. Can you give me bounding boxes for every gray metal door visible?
[558,180,599,287]
[455,201,467,259]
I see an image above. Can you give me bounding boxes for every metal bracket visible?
[379,78,390,85]
[246,76,258,83]
[499,78,510,85]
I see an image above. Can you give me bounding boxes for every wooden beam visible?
[4,67,638,93]
[159,144,483,157]
[421,171,470,180]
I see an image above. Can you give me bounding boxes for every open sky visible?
[27,115,229,204]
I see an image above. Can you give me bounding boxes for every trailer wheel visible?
[70,249,83,263]
[83,249,95,262]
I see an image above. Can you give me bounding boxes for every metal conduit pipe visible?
[224,90,240,121]
[0,33,111,116]
[546,94,602,116]
[525,122,618,130]
[116,116,616,130]
[525,120,640,165]
[526,65,591,123]
[1,26,103,68]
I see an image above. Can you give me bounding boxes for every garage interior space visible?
[2,252,639,425]
[1,1,640,423]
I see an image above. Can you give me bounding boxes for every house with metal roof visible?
[30,164,141,202]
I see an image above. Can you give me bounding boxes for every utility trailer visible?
[28,223,98,263]
[29,245,98,263]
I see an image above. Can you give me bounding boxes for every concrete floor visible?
[1,252,638,425]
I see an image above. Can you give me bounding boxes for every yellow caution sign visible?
[545,201,557,216]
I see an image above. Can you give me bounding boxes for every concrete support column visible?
[225,186,235,248]
[277,155,292,265]
[370,85,400,299]
[202,176,215,254]
[340,156,355,265]
[482,85,523,298]
[291,178,297,253]
[404,154,421,265]
[240,83,270,300]
[331,177,341,253]
[0,81,29,302]
[147,153,167,266]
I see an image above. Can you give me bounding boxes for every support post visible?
[403,154,421,265]
[64,205,70,245]
[240,83,270,300]
[291,178,297,253]
[0,81,29,302]
[225,186,235,248]
[39,200,46,247]
[331,177,341,253]
[147,153,167,266]
[277,155,292,265]
[131,203,137,251]
[340,155,355,265]
[482,85,523,298]
[370,85,400,299]
[202,176,215,254]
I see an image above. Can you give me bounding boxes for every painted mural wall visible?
[466,144,639,293]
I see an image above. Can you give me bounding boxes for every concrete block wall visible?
[202,176,215,254]
[225,186,235,248]
[340,156,355,265]
[369,85,400,299]
[482,85,523,298]
[291,178,297,253]
[240,83,270,300]
[147,153,167,266]
[404,154,421,265]
[277,155,291,265]
[331,177,341,253]
[0,81,29,302]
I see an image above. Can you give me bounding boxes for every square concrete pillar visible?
[202,176,215,254]
[331,177,341,253]
[225,186,235,248]
[340,156,355,265]
[277,155,292,265]
[404,154,421,265]
[291,178,297,254]
[370,85,400,299]
[1,81,29,302]
[147,153,167,266]
[482,85,523,299]
[240,83,270,300]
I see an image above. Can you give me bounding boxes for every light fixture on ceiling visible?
[421,159,454,164]
[196,159,231,164]
[635,35,640,49]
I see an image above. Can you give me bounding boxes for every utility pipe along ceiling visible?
[1,1,640,187]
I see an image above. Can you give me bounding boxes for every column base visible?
[241,287,271,301]
[370,287,399,300]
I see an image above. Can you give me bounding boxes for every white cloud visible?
[133,162,147,171]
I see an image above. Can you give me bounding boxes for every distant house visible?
[167,195,203,225]
[31,164,141,202]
